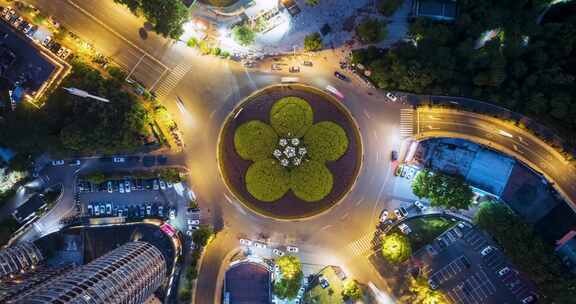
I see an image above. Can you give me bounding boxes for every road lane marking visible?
[355,197,365,206]
[340,212,349,220]
[346,230,378,257]
[363,109,372,120]
[320,224,332,231]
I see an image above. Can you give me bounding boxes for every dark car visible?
[303,61,313,66]
[334,71,348,81]
[391,150,398,161]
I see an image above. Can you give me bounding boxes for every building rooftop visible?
[224,261,271,304]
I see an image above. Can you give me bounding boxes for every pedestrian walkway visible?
[346,230,379,257]
[400,108,415,138]
[153,62,192,99]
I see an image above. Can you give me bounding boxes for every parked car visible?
[390,150,398,161]
[68,160,81,166]
[158,205,164,217]
[146,205,152,216]
[334,71,348,81]
[289,66,300,73]
[254,242,267,249]
[119,183,124,193]
[481,246,494,256]
[428,278,439,290]
[399,223,412,234]
[107,181,113,193]
[51,160,65,166]
[287,246,299,253]
[498,267,512,277]
[394,209,403,219]
[105,203,112,215]
[124,180,131,193]
[239,239,252,246]
[169,208,176,219]
[414,201,426,211]
[87,204,93,216]
[153,180,159,190]
[320,277,330,289]
[159,180,166,190]
[379,209,389,223]
[399,207,408,217]
[188,219,200,225]
[303,61,313,66]
[273,249,285,256]
[113,157,125,163]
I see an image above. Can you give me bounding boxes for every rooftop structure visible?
[8,241,166,304]
[0,242,43,279]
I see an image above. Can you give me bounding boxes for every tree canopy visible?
[304,32,323,51]
[356,18,387,44]
[412,169,473,210]
[232,25,256,46]
[274,255,303,299]
[114,0,188,39]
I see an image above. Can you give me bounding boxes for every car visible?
[320,277,330,289]
[399,223,412,234]
[167,182,173,188]
[273,249,285,256]
[87,204,93,215]
[391,150,398,161]
[25,25,38,37]
[146,205,152,216]
[189,226,200,231]
[158,205,164,217]
[481,246,494,256]
[188,219,200,225]
[51,160,65,166]
[303,61,313,66]
[254,242,267,249]
[60,48,72,60]
[107,181,113,193]
[325,85,344,99]
[169,208,176,219]
[139,205,145,216]
[105,203,112,215]
[334,71,348,81]
[68,160,81,166]
[271,64,282,70]
[113,157,125,163]
[379,209,389,223]
[94,205,100,216]
[124,180,131,193]
[521,294,537,303]
[498,267,511,277]
[159,180,166,190]
[414,201,426,211]
[18,21,30,32]
[385,92,398,102]
[117,209,123,217]
[13,16,23,27]
[42,36,52,47]
[100,205,105,215]
[186,230,193,237]
[119,183,124,193]
[404,166,417,179]
[57,47,65,57]
[399,207,408,217]
[287,246,299,253]
[153,180,159,190]
[394,209,403,219]
[428,278,439,290]
[289,66,300,73]
[395,164,404,176]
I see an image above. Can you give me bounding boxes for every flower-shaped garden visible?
[234,97,349,202]
[218,85,362,219]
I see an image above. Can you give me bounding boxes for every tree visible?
[400,276,449,304]
[8,153,31,172]
[412,169,473,210]
[381,232,411,263]
[305,0,320,6]
[304,32,323,51]
[274,255,303,299]
[377,0,404,16]
[115,0,188,39]
[192,225,213,247]
[356,18,387,44]
[342,279,363,301]
[232,25,255,46]
[84,171,108,184]
[158,168,182,183]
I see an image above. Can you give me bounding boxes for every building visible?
[6,241,166,304]
[223,261,271,304]
[556,230,576,273]
[0,242,43,279]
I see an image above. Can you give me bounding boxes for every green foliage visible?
[474,201,576,302]
[107,66,127,82]
[342,279,363,301]
[377,0,404,16]
[84,171,108,184]
[158,168,182,183]
[8,153,31,172]
[246,159,291,202]
[304,32,323,51]
[304,121,348,162]
[381,232,411,263]
[356,18,387,44]
[232,25,256,46]
[201,0,239,7]
[290,160,333,202]
[234,121,278,161]
[187,37,198,48]
[114,0,188,39]
[0,218,19,247]
[178,289,191,302]
[192,225,213,247]
[269,97,314,138]
[412,169,473,210]
[405,217,454,251]
[274,256,303,299]
[305,0,320,6]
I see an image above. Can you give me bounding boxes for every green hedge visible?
[270,97,314,138]
[246,159,290,202]
[304,121,349,162]
[234,121,278,161]
[290,160,333,202]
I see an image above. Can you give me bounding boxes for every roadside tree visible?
[232,25,256,46]
[356,18,387,44]
[412,169,473,210]
[377,0,404,16]
[304,32,323,51]
[274,255,303,299]
[341,279,363,301]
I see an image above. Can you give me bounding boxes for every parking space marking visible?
[448,270,496,304]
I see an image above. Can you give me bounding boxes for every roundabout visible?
[217,84,363,220]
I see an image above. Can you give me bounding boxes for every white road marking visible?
[320,224,332,231]
[363,109,372,120]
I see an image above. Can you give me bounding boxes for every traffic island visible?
[217,84,362,220]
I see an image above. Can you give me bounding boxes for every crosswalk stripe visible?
[399,108,415,137]
[347,230,379,257]
[153,63,192,99]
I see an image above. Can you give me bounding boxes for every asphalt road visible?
[416,108,576,212]
[14,1,576,304]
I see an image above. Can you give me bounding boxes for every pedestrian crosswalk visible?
[347,230,380,257]
[400,108,415,137]
[153,63,192,99]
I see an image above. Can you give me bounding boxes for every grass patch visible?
[246,159,290,202]
[304,121,349,162]
[306,267,345,304]
[403,217,455,252]
[270,97,314,138]
[234,120,278,161]
[290,160,333,202]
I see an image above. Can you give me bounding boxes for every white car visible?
[399,223,412,234]
[379,210,389,223]
[254,242,267,249]
[169,209,176,219]
[159,180,166,190]
[69,160,81,166]
[286,246,299,253]
[167,182,173,188]
[119,183,124,193]
[105,203,112,215]
[146,205,152,216]
[481,246,494,256]
[107,181,113,193]
[153,180,159,190]
[273,249,285,256]
[240,239,252,246]
[186,230,193,236]
[124,180,131,193]
[386,92,398,102]
[188,219,200,225]
[51,160,65,166]
[394,209,403,219]
[414,201,426,211]
[113,157,125,163]
[498,267,511,277]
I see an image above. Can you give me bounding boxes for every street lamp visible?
[63,87,109,103]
